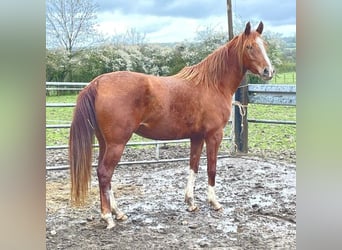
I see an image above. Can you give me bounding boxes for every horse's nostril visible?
[263,68,269,75]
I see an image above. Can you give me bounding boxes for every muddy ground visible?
[46,146,296,249]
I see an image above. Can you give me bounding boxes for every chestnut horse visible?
[69,22,274,229]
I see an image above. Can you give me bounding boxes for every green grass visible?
[269,72,296,84]
[46,95,77,146]
[46,95,76,122]
[46,95,296,153]
[247,104,296,151]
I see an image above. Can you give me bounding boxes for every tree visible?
[193,24,227,60]
[46,0,98,52]
[46,0,98,81]
[110,28,147,46]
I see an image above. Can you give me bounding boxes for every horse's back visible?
[91,71,171,138]
[90,71,228,140]
[93,71,156,91]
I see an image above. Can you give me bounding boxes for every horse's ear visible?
[256,21,264,34]
[244,22,251,36]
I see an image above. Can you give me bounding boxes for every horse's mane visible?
[174,33,246,88]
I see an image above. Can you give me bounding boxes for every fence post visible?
[234,77,248,153]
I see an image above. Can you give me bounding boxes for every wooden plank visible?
[248,94,296,105]
[248,84,296,93]
[248,84,296,106]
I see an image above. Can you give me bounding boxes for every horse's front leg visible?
[205,130,223,211]
[185,137,204,211]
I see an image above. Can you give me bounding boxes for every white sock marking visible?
[208,185,217,203]
[107,189,117,211]
[208,185,222,210]
[185,169,196,200]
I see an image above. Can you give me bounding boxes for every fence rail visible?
[248,84,296,106]
[247,84,296,125]
[46,82,296,170]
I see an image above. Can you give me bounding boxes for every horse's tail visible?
[69,82,98,205]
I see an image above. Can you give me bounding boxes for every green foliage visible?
[247,73,267,84]
[277,61,296,73]
[167,45,187,75]
[46,49,70,82]
[46,25,296,89]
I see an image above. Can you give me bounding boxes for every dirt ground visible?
[46,146,296,249]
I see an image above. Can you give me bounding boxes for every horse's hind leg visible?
[97,143,127,229]
[185,137,204,211]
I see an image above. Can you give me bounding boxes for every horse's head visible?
[241,22,275,81]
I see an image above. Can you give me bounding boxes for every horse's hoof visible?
[106,221,115,229]
[209,201,223,211]
[187,205,199,212]
[116,213,128,221]
[214,206,224,212]
[101,213,116,229]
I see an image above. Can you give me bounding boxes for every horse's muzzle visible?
[261,67,275,80]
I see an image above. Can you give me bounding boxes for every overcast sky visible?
[95,0,296,43]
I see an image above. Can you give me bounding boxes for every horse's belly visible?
[134,121,193,140]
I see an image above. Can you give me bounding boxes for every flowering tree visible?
[46,0,98,81]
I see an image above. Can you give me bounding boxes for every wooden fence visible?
[233,82,296,152]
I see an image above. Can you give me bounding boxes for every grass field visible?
[269,72,296,84]
[247,104,296,151]
[46,94,296,155]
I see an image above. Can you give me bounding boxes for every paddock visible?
[46,145,296,249]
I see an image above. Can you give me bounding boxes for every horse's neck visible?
[219,63,245,98]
